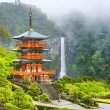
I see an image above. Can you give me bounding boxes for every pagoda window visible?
[31,63,36,72]
[27,53,31,59]
[26,64,31,72]
[23,40,27,45]
[28,40,31,46]
[31,40,35,46]
[32,66,36,72]
[38,65,42,72]
[35,40,39,46]
[21,65,25,71]
[38,68,41,72]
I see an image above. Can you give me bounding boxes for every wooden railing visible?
[21,53,44,59]
[16,43,47,48]
[12,70,56,75]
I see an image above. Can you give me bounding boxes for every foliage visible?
[0,2,61,39]
[27,82,41,100]
[13,88,34,109]
[94,98,110,104]
[54,76,110,107]
[0,26,11,46]
[0,77,34,109]
[63,13,110,79]
[0,45,34,109]
[21,76,31,85]
[107,74,110,83]
[0,46,16,77]
[40,93,49,102]
[5,103,21,110]
[36,104,74,110]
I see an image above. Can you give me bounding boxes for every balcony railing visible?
[12,70,56,75]
[21,53,44,59]
[16,43,47,48]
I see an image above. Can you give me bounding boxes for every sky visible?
[0,0,110,19]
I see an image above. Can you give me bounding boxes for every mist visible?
[0,0,110,20]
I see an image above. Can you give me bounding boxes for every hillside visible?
[0,2,61,37]
[62,13,110,78]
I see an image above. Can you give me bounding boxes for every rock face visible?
[48,38,60,59]
[39,83,59,100]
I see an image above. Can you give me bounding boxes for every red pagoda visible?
[12,8,55,82]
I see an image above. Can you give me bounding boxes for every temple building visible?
[12,8,55,82]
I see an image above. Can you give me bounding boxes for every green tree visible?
[27,82,41,100]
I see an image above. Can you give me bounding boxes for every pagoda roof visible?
[13,48,49,53]
[13,59,52,63]
[13,30,49,40]
[13,48,49,51]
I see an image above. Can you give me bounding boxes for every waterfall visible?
[59,37,66,79]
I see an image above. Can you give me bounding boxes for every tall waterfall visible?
[59,37,66,79]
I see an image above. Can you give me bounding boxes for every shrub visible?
[5,103,21,110]
[34,96,39,101]
[81,96,94,106]
[27,82,41,98]
[40,93,49,102]
[36,105,73,110]
[21,76,31,85]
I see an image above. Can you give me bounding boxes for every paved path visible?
[33,100,85,110]
[33,100,110,110]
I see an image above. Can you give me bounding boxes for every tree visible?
[27,82,41,100]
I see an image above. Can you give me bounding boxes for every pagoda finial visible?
[29,8,33,31]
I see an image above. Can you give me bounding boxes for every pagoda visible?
[12,8,55,82]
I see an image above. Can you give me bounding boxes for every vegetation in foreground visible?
[54,76,110,108]
[0,46,34,109]
[94,98,110,104]
[36,104,74,110]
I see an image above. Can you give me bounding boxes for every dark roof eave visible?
[13,36,50,40]
[13,59,52,62]
[12,30,49,40]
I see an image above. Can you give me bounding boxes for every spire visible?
[29,8,33,31]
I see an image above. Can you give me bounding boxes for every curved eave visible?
[13,48,49,51]
[13,30,49,40]
[13,48,50,53]
[13,59,52,63]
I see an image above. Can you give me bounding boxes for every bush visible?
[33,96,39,101]
[96,92,110,99]
[36,105,73,110]
[27,82,41,98]
[5,103,21,110]
[40,93,49,102]
[21,76,31,85]
[81,96,94,106]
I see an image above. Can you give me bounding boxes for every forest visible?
[0,2,110,110]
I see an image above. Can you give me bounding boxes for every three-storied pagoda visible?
[12,8,55,82]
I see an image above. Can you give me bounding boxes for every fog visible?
[0,0,110,20]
